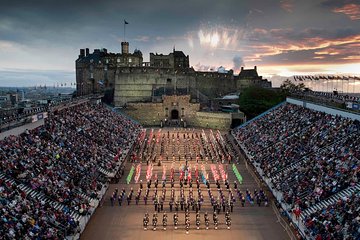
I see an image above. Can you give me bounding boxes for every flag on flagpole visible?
[124,20,129,24]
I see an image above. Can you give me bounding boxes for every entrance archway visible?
[171,109,179,119]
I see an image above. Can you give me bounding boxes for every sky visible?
[0,0,360,90]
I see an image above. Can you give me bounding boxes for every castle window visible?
[117,58,120,63]
[167,78,172,83]
[129,58,132,63]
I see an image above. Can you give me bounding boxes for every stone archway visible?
[171,109,179,119]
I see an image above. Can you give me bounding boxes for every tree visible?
[280,79,306,93]
[238,86,286,120]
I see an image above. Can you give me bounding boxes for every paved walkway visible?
[0,119,44,140]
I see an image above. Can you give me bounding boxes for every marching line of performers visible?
[133,130,237,165]
[110,179,268,209]
[143,210,231,232]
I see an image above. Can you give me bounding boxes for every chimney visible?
[254,66,257,71]
[79,49,85,58]
[241,67,244,71]
[85,48,90,56]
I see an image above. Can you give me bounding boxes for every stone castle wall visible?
[114,68,237,106]
[191,112,231,129]
[123,95,230,129]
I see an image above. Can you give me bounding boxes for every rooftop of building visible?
[238,66,259,79]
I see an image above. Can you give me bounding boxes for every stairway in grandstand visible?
[301,182,360,219]
[98,166,115,177]
[0,172,82,222]
[97,149,130,177]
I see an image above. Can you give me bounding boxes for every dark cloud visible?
[0,0,359,86]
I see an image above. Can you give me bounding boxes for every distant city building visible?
[0,93,20,108]
[75,42,272,105]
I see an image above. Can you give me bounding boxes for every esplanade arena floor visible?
[81,128,288,240]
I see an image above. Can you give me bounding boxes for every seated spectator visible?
[233,102,360,239]
[0,101,142,239]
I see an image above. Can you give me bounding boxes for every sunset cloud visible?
[342,56,360,60]
[333,4,360,20]
[280,0,293,12]
[0,0,359,85]
[242,27,360,65]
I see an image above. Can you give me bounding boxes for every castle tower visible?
[121,42,129,54]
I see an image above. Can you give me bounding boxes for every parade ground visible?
[81,128,289,240]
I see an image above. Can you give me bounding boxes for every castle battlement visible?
[75,42,272,103]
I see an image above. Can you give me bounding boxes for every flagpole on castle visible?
[124,19,129,42]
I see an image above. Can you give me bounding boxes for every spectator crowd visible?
[233,103,360,239]
[0,101,141,239]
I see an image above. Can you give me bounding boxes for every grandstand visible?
[1,96,359,240]
[232,97,360,240]
[0,99,141,239]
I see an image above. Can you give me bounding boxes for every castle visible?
[75,42,272,107]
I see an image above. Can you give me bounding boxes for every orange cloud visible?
[260,63,360,78]
[314,50,340,55]
[247,34,360,61]
[333,4,360,20]
[342,56,360,60]
[280,0,293,12]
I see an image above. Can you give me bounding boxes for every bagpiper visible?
[173,212,178,229]
[213,212,218,230]
[185,216,190,234]
[196,212,200,230]
[152,213,158,231]
[225,210,231,230]
[143,213,149,230]
[204,212,209,230]
[163,212,167,230]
